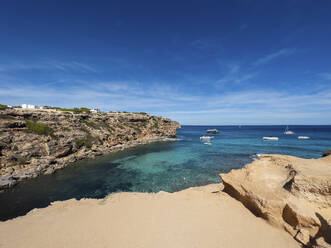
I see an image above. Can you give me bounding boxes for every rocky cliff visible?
[220,154,331,247]
[0,108,180,190]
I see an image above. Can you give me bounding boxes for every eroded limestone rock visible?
[0,109,180,190]
[220,154,331,247]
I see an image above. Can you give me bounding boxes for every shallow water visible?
[0,125,330,220]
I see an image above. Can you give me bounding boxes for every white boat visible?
[250,153,261,161]
[204,141,212,145]
[200,136,214,141]
[263,137,279,141]
[206,129,219,134]
[298,136,310,139]
[284,126,294,135]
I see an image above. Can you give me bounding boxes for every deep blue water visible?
[0,125,330,221]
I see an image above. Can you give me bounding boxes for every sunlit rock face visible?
[0,108,180,189]
[220,154,331,247]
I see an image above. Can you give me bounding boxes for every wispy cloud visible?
[0,79,198,112]
[253,48,295,66]
[215,64,256,87]
[1,79,330,124]
[0,55,329,124]
[318,73,331,80]
[0,60,96,73]
[157,89,331,124]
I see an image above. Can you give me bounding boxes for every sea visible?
[0,125,330,221]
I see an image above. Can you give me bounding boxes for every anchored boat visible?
[263,137,279,141]
[284,126,294,135]
[298,136,310,139]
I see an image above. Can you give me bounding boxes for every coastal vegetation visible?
[74,134,98,149]
[0,104,8,110]
[83,120,109,130]
[25,120,54,137]
[53,107,91,113]
[0,114,14,120]
[0,107,180,191]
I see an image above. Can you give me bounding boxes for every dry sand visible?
[0,184,300,248]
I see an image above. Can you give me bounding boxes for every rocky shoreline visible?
[0,108,180,191]
[220,154,331,247]
[0,151,329,247]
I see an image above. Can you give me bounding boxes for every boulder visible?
[54,143,73,158]
[322,149,331,157]
[220,154,331,247]
[0,175,17,190]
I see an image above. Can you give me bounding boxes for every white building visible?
[91,108,100,114]
[22,104,36,109]
[21,104,44,110]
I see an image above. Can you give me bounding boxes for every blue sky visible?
[0,0,331,125]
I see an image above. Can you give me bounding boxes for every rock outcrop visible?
[220,154,331,247]
[323,150,331,157]
[0,108,180,190]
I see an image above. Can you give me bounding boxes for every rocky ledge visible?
[220,154,331,247]
[0,109,180,191]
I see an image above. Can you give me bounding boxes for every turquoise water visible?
[0,125,330,220]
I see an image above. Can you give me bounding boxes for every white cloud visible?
[157,89,331,124]
[253,48,295,66]
[215,64,256,86]
[0,67,330,124]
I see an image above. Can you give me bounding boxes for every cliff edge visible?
[0,108,180,190]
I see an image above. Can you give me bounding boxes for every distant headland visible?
[0,104,180,190]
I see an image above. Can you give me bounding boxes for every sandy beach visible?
[0,184,299,248]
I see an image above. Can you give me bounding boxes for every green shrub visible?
[83,120,109,130]
[17,157,30,165]
[107,126,115,133]
[134,127,142,133]
[79,127,89,133]
[152,121,159,129]
[0,104,8,110]
[0,114,14,120]
[84,121,99,129]
[79,107,91,113]
[54,107,90,113]
[74,134,97,149]
[7,163,17,167]
[26,120,54,136]
[117,134,124,139]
